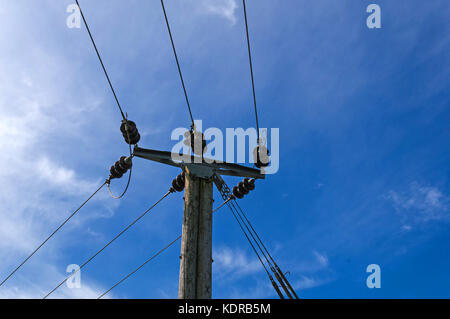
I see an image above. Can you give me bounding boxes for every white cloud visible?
[213,246,333,297]
[213,246,262,279]
[386,182,449,224]
[0,1,118,298]
[0,262,114,299]
[401,225,412,232]
[293,275,330,291]
[313,251,329,268]
[201,0,238,25]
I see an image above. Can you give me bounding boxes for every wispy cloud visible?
[0,262,114,299]
[0,1,118,298]
[201,0,238,25]
[385,182,449,226]
[313,251,329,268]
[213,246,262,279]
[213,245,333,297]
[293,275,332,291]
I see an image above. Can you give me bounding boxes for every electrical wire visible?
[225,202,284,299]
[213,176,295,298]
[43,189,173,299]
[228,200,291,298]
[98,235,181,299]
[233,200,299,298]
[0,181,106,287]
[160,0,195,128]
[213,196,233,213]
[96,196,232,298]
[75,0,126,120]
[107,116,134,199]
[242,0,260,142]
[107,165,132,199]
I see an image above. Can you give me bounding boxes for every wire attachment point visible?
[232,178,255,199]
[171,172,185,192]
[107,156,133,199]
[120,120,141,145]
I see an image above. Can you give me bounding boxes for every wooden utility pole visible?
[132,146,264,299]
[178,170,213,299]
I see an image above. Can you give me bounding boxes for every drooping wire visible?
[75,0,126,120]
[107,165,132,199]
[233,200,299,298]
[107,151,134,200]
[242,0,260,143]
[160,0,195,128]
[0,181,107,288]
[107,114,135,199]
[97,196,232,298]
[43,189,173,299]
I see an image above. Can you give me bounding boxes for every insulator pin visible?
[120,120,141,145]
[183,130,207,155]
[253,145,270,168]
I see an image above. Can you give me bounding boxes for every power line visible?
[233,200,299,298]
[213,176,296,298]
[228,200,292,298]
[160,0,195,128]
[43,189,173,299]
[97,196,232,298]
[242,0,260,142]
[225,201,285,299]
[75,0,126,120]
[0,181,106,287]
[98,235,181,299]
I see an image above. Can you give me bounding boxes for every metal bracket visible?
[133,146,265,180]
[184,164,215,179]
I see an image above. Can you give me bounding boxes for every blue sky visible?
[0,0,449,299]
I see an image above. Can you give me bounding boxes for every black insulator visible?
[110,165,123,179]
[232,186,244,199]
[114,161,125,174]
[172,178,184,192]
[120,120,141,145]
[109,156,132,180]
[243,178,255,191]
[233,178,256,200]
[119,156,132,170]
[253,145,270,168]
[114,156,132,175]
[176,174,185,188]
[238,181,249,195]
